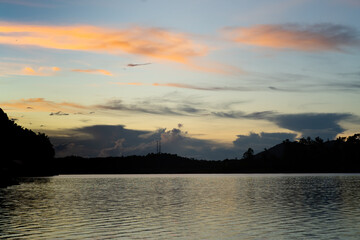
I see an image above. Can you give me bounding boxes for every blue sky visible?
[1,0,360,159]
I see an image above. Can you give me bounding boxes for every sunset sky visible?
[1,0,360,159]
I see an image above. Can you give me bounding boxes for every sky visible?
[1,0,360,159]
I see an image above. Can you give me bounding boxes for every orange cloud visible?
[21,66,60,76]
[226,24,360,51]
[0,22,207,63]
[22,66,37,75]
[1,98,88,113]
[72,69,112,76]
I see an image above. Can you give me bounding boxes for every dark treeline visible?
[1,106,360,188]
[57,134,360,174]
[0,108,55,187]
[251,135,360,173]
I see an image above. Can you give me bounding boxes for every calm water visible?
[1,174,360,239]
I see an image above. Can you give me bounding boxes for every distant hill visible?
[0,108,55,187]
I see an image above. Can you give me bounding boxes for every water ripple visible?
[1,174,360,239]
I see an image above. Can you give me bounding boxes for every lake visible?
[1,174,360,239]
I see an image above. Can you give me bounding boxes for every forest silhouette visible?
[1,107,360,187]
[0,108,55,187]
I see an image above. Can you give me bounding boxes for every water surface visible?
[1,174,360,239]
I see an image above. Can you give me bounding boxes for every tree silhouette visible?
[242,148,254,160]
[0,108,55,179]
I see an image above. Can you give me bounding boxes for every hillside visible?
[253,136,360,172]
[0,108,56,187]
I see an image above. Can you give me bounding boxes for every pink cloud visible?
[225,23,360,52]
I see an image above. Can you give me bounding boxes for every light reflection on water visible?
[1,174,360,239]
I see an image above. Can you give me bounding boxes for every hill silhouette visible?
[0,108,55,187]
[251,135,360,172]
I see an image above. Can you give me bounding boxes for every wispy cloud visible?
[22,66,60,76]
[72,69,112,76]
[111,82,252,91]
[126,63,151,67]
[1,97,202,117]
[50,111,69,116]
[225,23,360,52]
[0,22,207,63]
[1,98,88,113]
[0,62,60,76]
[95,99,194,116]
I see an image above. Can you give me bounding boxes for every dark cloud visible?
[49,111,69,116]
[50,122,309,160]
[51,125,150,157]
[49,111,357,159]
[212,111,275,120]
[99,139,126,157]
[233,132,297,152]
[271,113,353,140]
[212,111,246,119]
[127,63,151,67]
[268,86,300,92]
[245,111,276,119]
[213,111,356,140]
[54,143,75,152]
[50,124,239,159]
[177,105,203,114]
[73,111,95,115]
[96,99,203,116]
